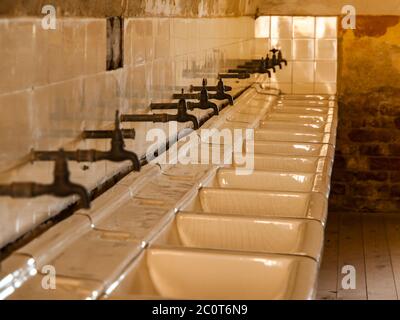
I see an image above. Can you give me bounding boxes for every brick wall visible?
[330,16,400,213]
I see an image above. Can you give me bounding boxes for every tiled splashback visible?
[0,16,338,173]
[254,16,338,95]
[0,17,255,173]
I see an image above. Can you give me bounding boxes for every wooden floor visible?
[317,212,400,300]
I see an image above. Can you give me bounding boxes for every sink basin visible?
[182,188,327,223]
[254,129,332,144]
[214,168,329,195]
[234,154,331,174]
[259,121,332,133]
[154,212,324,261]
[247,141,335,158]
[107,247,318,300]
[278,100,333,107]
[272,106,335,115]
[226,114,259,124]
[264,113,332,123]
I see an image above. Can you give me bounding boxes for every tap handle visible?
[202,78,207,87]
[270,48,279,54]
[217,78,225,94]
[177,98,187,113]
[54,149,70,183]
[112,110,125,148]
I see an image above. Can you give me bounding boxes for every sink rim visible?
[106,245,319,300]
[153,210,325,262]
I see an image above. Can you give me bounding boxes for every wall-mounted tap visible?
[210,79,234,105]
[190,81,232,93]
[270,49,282,69]
[234,58,271,77]
[172,80,219,115]
[0,150,91,209]
[265,55,276,73]
[278,50,288,66]
[218,73,250,79]
[122,98,199,130]
[82,128,136,140]
[31,111,141,171]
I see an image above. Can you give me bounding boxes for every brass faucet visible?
[31,111,141,171]
[0,150,91,208]
[172,80,219,115]
[121,97,199,130]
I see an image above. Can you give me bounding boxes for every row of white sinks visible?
[1,85,337,300]
[105,92,337,300]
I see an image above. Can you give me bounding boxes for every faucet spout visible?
[31,111,141,172]
[0,150,91,209]
[278,50,288,66]
[209,79,234,105]
[122,99,199,129]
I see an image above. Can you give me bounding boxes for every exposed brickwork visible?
[331,87,400,212]
[330,15,400,213]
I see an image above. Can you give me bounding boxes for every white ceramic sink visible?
[182,188,327,223]
[247,141,335,158]
[154,212,324,261]
[234,154,331,174]
[254,129,332,144]
[273,106,332,115]
[214,168,329,195]
[259,120,332,133]
[107,247,318,300]
[264,113,331,124]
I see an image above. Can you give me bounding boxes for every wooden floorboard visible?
[318,212,400,300]
[363,214,398,300]
[337,212,367,300]
[383,214,400,298]
[317,212,339,300]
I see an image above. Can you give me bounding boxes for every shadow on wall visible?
[330,16,400,213]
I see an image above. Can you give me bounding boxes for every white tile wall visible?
[255,16,338,95]
[0,16,258,249]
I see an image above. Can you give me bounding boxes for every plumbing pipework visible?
[122,97,199,130]
[0,150,91,209]
[31,111,141,171]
